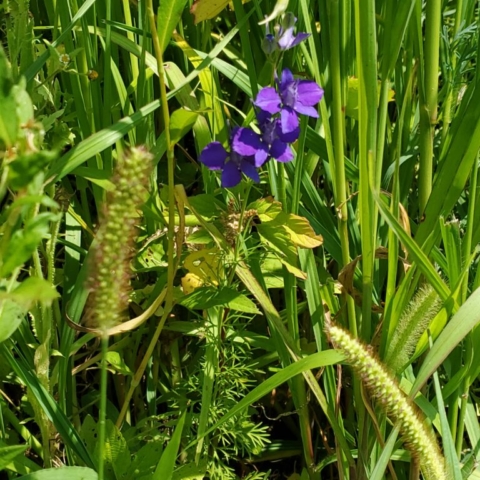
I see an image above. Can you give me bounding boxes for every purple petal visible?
[232,127,264,156]
[278,27,295,50]
[276,121,300,143]
[221,161,242,188]
[280,107,299,135]
[240,160,260,183]
[254,145,269,167]
[254,87,281,114]
[256,109,271,127]
[200,142,227,170]
[279,69,295,92]
[296,80,324,106]
[293,103,319,118]
[290,32,310,48]
[271,139,294,162]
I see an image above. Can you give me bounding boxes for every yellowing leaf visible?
[283,214,323,249]
[181,273,204,294]
[183,248,223,286]
[190,0,230,24]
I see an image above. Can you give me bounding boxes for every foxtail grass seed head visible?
[85,147,152,334]
[325,321,446,480]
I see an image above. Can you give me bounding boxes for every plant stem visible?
[97,335,108,480]
[419,0,441,214]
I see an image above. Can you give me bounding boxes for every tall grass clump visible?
[1,0,480,479]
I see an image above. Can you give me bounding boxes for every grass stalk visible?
[418,0,441,214]
[97,335,108,480]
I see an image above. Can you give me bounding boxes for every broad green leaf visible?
[179,286,260,314]
[0,445,27,471]
[8,151,57,190]
[0,300,25,344]
[172,460,207,480]
[257,223,307,279]
[152,411,187,480]
[105,351,133,376]
[170,108,199,145]
[0,212,59,278]
[17,467,98,480]
[8,277,59,307]
[125,440,164,479]
[157,0,189,54]
[281,213,323,249]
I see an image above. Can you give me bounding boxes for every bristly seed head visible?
[325,322,446,480]
[85,147,153,335]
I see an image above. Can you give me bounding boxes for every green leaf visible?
[179,286,260,314]
[157,0,189,54]
[71,167,116,191]
[0,300,25,344]
[187,194,224,219]
[152,411,187,480]
[0,445,27,471]
[126,440,164,479]
[0,46,18,148]
[0,212,59,278]
[105,351,133,376]
[257,223,306,279]
[172,460,207,480]
[8,277,59,307]
[170,108,199,145]
[17,467,98,480]
[8,151,57,190]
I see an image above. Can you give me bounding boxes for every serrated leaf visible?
[170,108,199,145]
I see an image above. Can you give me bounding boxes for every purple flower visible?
[254,68,324,137]
[200,127,268,188]
[257,112,296,162]
[277,13,310,51]
[261,13,310,55]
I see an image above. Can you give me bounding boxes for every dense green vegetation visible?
[1,0,480,478]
